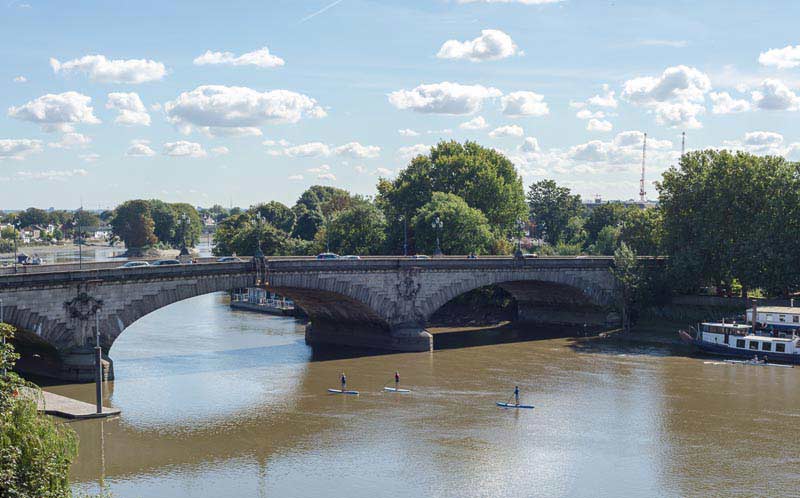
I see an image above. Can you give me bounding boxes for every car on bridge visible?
[316,253,340,260]
[151,259,181,266]
[341,255,361,260]
[118,261,150,268]
[216,256,244,263]
[410,255,430,260]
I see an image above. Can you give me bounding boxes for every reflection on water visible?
[48,293,800,498]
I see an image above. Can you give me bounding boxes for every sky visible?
[1,0,800,210]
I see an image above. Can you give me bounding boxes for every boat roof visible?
[748,306,800,314]
[744,335,794,342]
[702,322,751,328]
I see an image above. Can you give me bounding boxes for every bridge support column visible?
[516,304,619,327]
[305,321,432,352]
[59,347,114,383]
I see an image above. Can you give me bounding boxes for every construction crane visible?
[681,131,686,157]
[639,132,647,203]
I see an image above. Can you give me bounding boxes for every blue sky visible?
[2,0,800,210]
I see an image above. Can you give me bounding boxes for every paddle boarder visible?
[514,386,520,406]
[394,371,400,389]
[341,372,347,392]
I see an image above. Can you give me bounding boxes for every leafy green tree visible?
[526,179,583,244]
[16,208,49,228]
[0,323,78,497]
[584,202,627,246]
[620,208,663,255]
[658,150,800,295]
[72,209,100,231]
[111,200,157,249]
[411,192,494,255]
[296,185,353,216]
[378,141,527,237]
[229,222,288,256]
[251,201,296,234]
[170,203,202,248]
[562,216,587,246]
[589,225,621,256]
[611,242,640,333]
[324,203,387,255]
[0,226,17,240]
[291,205,325,241]
[149,200,177,244]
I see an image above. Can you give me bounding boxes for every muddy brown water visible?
[41,293,800,498]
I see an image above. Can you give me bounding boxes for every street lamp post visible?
[74,210,83,270]
[178,213,190,258]
[253,214,264,258]
[515,219,525,258]
[94,311,102,414]
[1,298,5,377]
[399,215,408,256]
[432,216,443,256]
[12,221,19,273]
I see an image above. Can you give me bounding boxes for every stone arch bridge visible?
[0,256,638,381]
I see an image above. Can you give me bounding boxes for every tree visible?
[149,200,177,244]
[229,222,288,256]
[658,150,800,295]
[324,203,387,255]
[611,242,640,333]
[170,203,202,248]
[584,202,627,246]
[378,141,527,237]
[620,207,663,255]
[411,192,494,255]
[0,323,78,497]
[16,208,49,228]
[110,200,157,249]
[251,201,296,234]
[526,179,583,244]
[295,185,353,217]
[291,205,325,241]
[213,213,251,256]
[589,225,621,256]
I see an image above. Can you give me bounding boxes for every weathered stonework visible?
[0,257,630,381]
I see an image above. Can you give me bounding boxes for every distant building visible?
[583,195,658,211]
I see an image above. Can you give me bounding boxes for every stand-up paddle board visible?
[383,387,411,393]
[496,402,534,409]
[328,389,360,395]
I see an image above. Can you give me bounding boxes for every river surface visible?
[43,293,800,498]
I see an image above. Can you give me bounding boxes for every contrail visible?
[297,0,344,24]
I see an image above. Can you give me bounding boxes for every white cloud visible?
[457,0,564,4]
[200,126,262,138]
[106,92,151,126]
[500,91,549,117]
[489,124,524,138]
[126,139,156,157]
[751,79,800,111]
[50,55,166,84]
[587,118,613,132]
[723,131,796,157]
[436,29,521,62]
[262,139,290,147]
[354,165,367,174]
[193,47,285,68]
[8,91,100,132]
[16,169,88,181]
[459,116,489,130]
[759,45,800,69]
[426,128,453,135]
[48,132,91,149]
[210,146,230,156]
[164,85,326,135]
[13,76,26,83]
[0,139,43,160]
[743,131,783,147]
[586,84,618,108]
[397,144,430,162]
[307,164,331,174]
[284,142,331,157]
[79,153,100,163]
[317,172,336,181]
[709,91,752,114]
[622,65,711,128]
[288,174,304,180]
[163,141,207,158]
[398,128,419,136]
[612,130,672,150]
[334,142,381,158]
[519,137,540,152]
[388,82,501,115]
[375,167,393,176]
[576,109,605,120]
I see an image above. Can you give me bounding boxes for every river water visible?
[43,293,799,498]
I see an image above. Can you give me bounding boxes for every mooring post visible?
[95,311,102,414]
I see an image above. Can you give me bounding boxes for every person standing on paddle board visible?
[341,372,347,391]
[514,386,520,406]
[394,371,400,388]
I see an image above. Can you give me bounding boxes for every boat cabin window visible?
[793,316,799,323]
[776,343,786,353]
[749,341,759,350]
[761,342,772,351]
[736,339,745,348]
[779,315,786,322]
